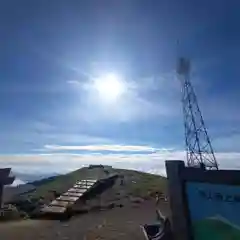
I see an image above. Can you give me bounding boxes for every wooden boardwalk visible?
[41,179,97,214]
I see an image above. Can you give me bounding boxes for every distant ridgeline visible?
[28,176,58,187]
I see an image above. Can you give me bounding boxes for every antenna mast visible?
[177,58,218,170]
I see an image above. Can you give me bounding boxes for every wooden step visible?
[57,195,79,202]
[42,205,66,213]
[41,178,100,214]
[63,192,84,197]
[68,188,86,193]
[50,200,71,208]
[73,184,91,189]
[73,184,89,189]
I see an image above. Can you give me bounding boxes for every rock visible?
[90,205,102,212]
[29,205,44,219]
[19,210,29,219]
[73,207,89,215]
[97,224,103,229]
[132,204,140,208]
[107,203,115,209]
[130,197,144,204]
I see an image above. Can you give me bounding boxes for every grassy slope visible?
[115,169,167,197]
[27,167,98,198]
[26,167,167,200]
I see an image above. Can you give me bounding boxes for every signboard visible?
[186,182,240,240]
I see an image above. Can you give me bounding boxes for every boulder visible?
[130,197,144,204]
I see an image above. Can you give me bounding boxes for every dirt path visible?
[0,200,169,240]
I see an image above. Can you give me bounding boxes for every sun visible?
[93,73,125,102]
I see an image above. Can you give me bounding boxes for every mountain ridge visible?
[4,167,167,205]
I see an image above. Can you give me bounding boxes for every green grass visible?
[27,167,96,199]
[193,218,240,240]
[26,167,167,201]
[115,169,167,197]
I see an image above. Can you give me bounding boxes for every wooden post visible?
[0,168,15,208]
[165,161,190,240]
[0,186,3,209]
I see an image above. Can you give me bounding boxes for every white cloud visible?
[67,80,80,85]
[0,151,172,176]
[67,80,82,87]
[43,144,156,152]
[1,150,240,177]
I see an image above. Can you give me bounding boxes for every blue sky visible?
[1,0,240,177]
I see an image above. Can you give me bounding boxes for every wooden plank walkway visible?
[41,179,97,214]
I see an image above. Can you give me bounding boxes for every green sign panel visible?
[186,182,240,240]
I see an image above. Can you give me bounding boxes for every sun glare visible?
[94,73,125,102]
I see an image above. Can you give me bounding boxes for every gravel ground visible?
[0,200,169,240]
[1,169,169,240]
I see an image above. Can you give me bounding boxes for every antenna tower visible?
[177,58,218,170]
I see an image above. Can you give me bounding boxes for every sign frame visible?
[165,160,240,240]
[0,168,15,208]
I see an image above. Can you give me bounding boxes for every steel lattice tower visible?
[177,58,218,170]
